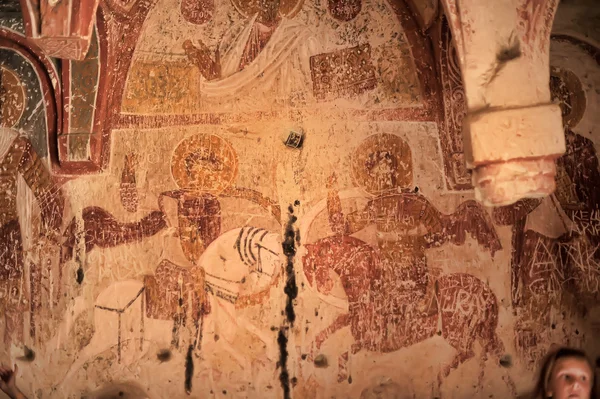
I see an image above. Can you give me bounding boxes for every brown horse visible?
[303,235,515,393]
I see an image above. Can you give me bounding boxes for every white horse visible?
[200,226,284,371]
[56,226,283,389]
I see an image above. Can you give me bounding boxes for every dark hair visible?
[531,347,597,399]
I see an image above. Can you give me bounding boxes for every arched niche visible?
[0,28,60,169]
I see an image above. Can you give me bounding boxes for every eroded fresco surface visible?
[0,0,598,398]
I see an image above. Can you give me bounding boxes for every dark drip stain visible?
[73,221,85,285]
[193,309,203,354]
[76,266,84,284]
[171,314,181,349]
[314,354,328,368]
[117,314,122,363]
[497,34,521,62]
[185,344,194,395]
[17,346,35,362]
[278,202,300,399]
[499,354,512,368]
[157,349,172,363]
[282,204,299,325]
[278,329,290,399]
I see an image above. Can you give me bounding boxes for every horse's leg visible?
[476,348,488,391]
[235,313,278,361]
[312,312,352,383]
[204,306,252,381]
[484,331,517,396]
[502,369,517,397]
[438,274,516,396]
[472,281,518,397]
[443,349,475,378]
[46,296,87,351]
[57,300,121,389]
[338,351,349,383]
[435,347,475,393]
[437,279,478,392]
[315,313,350,349]
[211,299,253,381]
[337,340,366,384]
[171,313,182,349]
[218,338,253,380]
[57,331,116,389]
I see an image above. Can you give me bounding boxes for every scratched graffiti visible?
[301,133,513,393]
[144,260,208,349]
[0,67,25,128]
[328,0,362,22]
[570,210,600,237]
[124,0,425,114]
[56,129,282,393]
[180,0,214,25]
[438,17,472,190]
[1,0,584,396]
[310,44,377,101]
[59,227,283,389]
[0,125,64,348]
[493,49,600,367]
[119,153,139,213]
[0,42,66,349]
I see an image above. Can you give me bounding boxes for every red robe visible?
[0,136,64,345]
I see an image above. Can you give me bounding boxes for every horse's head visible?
[199,228,283,294]
[252,231,283,283]
[302,242,334,295]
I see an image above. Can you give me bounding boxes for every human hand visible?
[0,364,23,399]
[182,40,221,80]
[325,173,338,189]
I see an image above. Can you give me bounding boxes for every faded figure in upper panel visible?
[183,0,320,109]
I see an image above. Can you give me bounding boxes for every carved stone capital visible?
[20,0,100,60]
[464,103,565,166]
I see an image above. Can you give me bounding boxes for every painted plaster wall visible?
[0,0,599,398]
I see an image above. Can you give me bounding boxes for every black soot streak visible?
[76,266,84,284]
[185,345,194,395]
[282,204,298,325]
[278,329,290,399]
[278,202,299,399]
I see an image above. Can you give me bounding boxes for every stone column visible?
[440,0,565,206]
[20,0,101,60]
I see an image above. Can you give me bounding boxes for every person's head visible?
[365,150,398,191]
[257,0,281,22]
[533,347,596,399]
[549,67,585,130]
[351,133,413,195]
